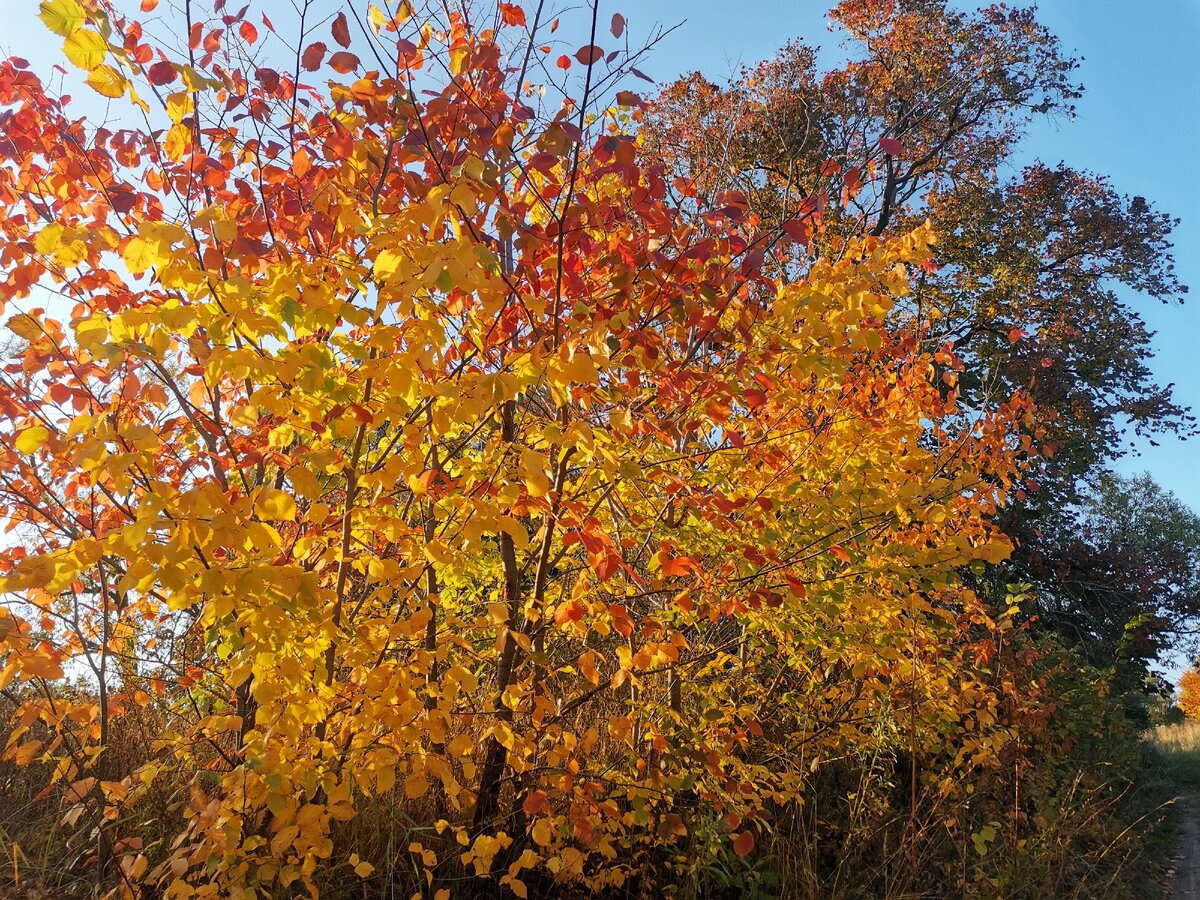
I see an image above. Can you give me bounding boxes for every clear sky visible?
[4,0,1199,510]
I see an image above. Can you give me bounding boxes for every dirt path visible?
[1172,793,1200,898]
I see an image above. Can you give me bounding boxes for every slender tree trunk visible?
[473,399,523,830]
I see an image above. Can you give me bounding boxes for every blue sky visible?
[5,0,1199,511]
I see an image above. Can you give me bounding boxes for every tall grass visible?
[1149,721,1200,790]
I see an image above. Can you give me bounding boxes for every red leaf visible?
[239,20,258,43]
[522,790,548,815]
[556,54,571,70]
[733,831,755,857]
[148,60,177,85]
[879,137,904,157]
[615,90,641,107]
[1008,327,1024,344]
[630,67,654,83]
[782,219,810,243]
[261,12,275,32]
[328,51,360,74]
[829,545,851,564]
[500,3,526,27]
[714,189,748,210]
[141,0,159,10]
[255,67,280,92]
[575,45,603,65]
[611,13,626,38]
[301,42,327,71]
[332,12,352,48]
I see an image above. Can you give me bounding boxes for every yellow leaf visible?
[163,122,192,162]
[531,818,552,846]
[353,861,375,877]
[34,223,64,256]
[127,854,149,879]
[122,237,158,275]
[373,248,403,282]
[63,28,107,70]
[166,91,193,124]
[367,4,387,33]
[86,65,127,99]
[39,0,86,36]
[270,824,299,856]
[521,447,550,498]
[7,314,43,342]
[256,489,297,522]
[15,426,50,455]
[74,316,110,348]
[128,83,151,114]
[404,772,428,799]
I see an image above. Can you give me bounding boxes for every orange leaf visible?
[292,148,312,178]
[733,830,755,857]
[522,789,548,815]
[329,51,360,74]
[500,4,526,27]
[239,20,258,43]
[661,556,697,578]
[554,601,585,625]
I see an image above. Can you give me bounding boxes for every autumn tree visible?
[0,1,1058,897]
[1180,668,1200,720]
[643,0,1195,667]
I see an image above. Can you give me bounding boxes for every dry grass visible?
[1150,721,1200,753]
[1149,721,1200,790]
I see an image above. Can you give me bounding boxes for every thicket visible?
[0,1,1195,897]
